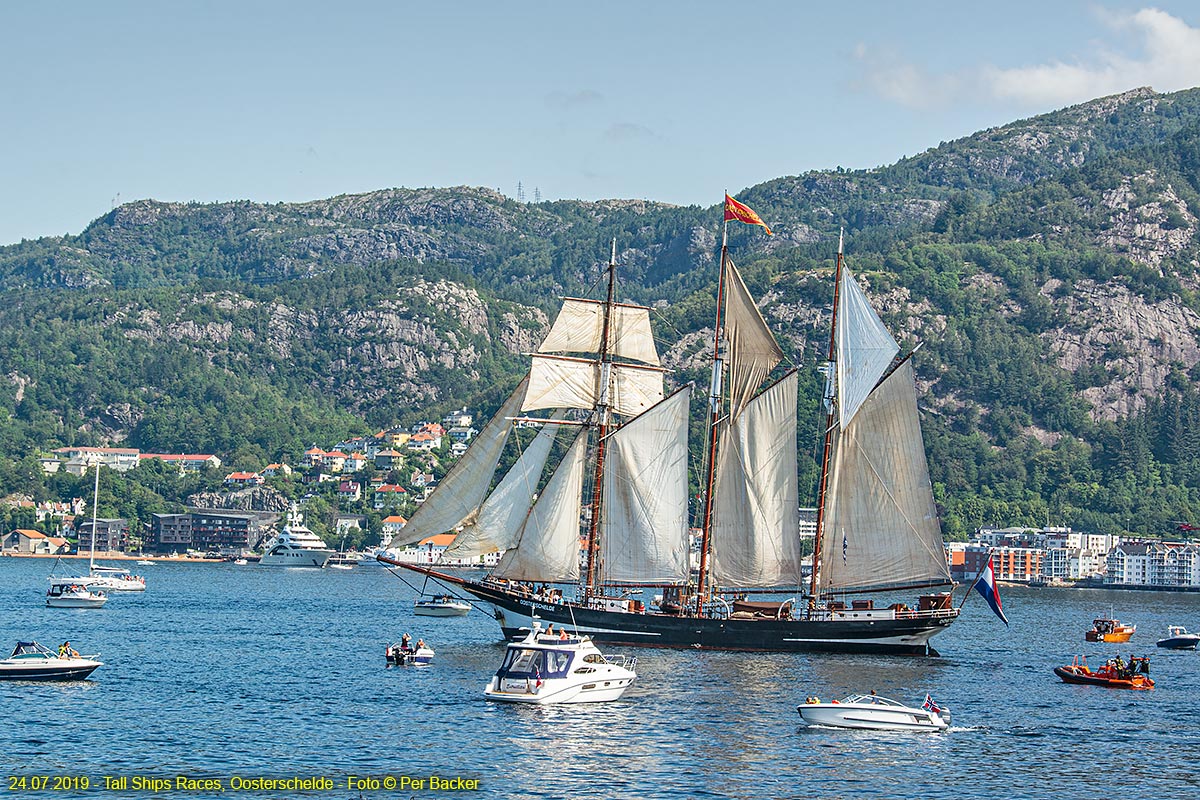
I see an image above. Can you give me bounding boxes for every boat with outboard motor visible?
[1054,654,1154,689]
[386,640,434,666]
[484,622,636,704]
[797,693,950,732]
[414,595,471,617]
[381,214,958,656]
[46,580,106,608]
[0,641,103,681]
[1156,626,1199,650]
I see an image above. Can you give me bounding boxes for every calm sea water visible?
[2,558,1198,800]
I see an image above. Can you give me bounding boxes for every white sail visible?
[523,354,664,418]
[818,360,950,594]
[724,259,784,417]
[710,372,802,588]
[600,387,692,584]
[836,267,899,430]
[390,376,528,547]
[492,429,587,582]
[538,298,661,366]
[442,419,561,559]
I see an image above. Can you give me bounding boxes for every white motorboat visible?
[233,558,248,565]
[259,508,334,567]
[414,595,471,617]
[136,560,154,566]
[484,623,637,704]
[798,693,951,732]
[0,642,103,681]
[46,581,107,608]
[1156,626,1200,650]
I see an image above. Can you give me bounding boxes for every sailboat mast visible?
[810,229,845,602]
[90,462,100,573]
[582,239,618,601]
[695,221,730,614]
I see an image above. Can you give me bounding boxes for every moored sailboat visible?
[382,197,957,654]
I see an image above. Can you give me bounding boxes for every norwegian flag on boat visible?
[922,694,942,714]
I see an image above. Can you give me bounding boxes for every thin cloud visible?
[603,122,656,142]
[858,8,1200,109]
[545,89,604,111]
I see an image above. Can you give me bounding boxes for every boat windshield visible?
[496,647,573,679]
[841,694,904,707]
[10,641,54,658]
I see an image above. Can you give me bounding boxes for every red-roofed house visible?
[224,471,264,487]
[302,447,327,468]
[374,484,408,510]
[337,481,362,502]
[3,529,69,554]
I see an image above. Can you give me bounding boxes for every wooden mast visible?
[694,219,730,615]
[582,239,618,603]
[809,229,845,604]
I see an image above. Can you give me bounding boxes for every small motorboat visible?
[1054,655,1154,690]
[414,595,471,617]
[136,560,154,566]
[46,581,107,608]
[232,558,248,565]
[1085,617,1135,642]
[484,623,637,704]
[386,641,434,666]
[1156,626,1199,650]
[0,641,103,681]
[797,693,951,732]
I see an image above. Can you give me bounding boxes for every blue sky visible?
[4,1,1200,244]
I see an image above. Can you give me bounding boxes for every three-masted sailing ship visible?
[381,197,959,655]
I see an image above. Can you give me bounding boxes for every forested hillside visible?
[4,86,1200,540]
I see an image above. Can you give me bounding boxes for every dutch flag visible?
[973,555,1009,626]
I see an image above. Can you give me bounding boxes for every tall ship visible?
[382,198,958,654]
[259,508,335,567]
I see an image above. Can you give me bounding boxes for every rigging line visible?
[382,566,492,616]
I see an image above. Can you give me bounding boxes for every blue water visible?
[2,558,1199,800]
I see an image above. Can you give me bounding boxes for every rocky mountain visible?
[5,86,1200,537]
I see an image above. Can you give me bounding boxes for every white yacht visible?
[46,581,107,608]
[798,693,951,732]
[259,509,335,567]
[484,622,637,704]
[85,565,146,592]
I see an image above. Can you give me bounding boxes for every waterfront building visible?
[190,510,267,554]
[151,513,193,553]
[78,518,130,553]
[1107,541,1200,587]
[380,515,407,547]
[2,529,69,554]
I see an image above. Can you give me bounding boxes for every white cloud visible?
[858,8,1200,109]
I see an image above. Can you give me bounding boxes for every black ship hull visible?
[388,563,955,656]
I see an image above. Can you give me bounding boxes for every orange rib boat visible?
[1054,655,1154,690]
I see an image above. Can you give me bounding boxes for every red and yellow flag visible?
[724,193,773,235]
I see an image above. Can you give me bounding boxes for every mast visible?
[582,239,618,601]
[695,220,729,614]
[810,229,845,602]
[90,462,100,574]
